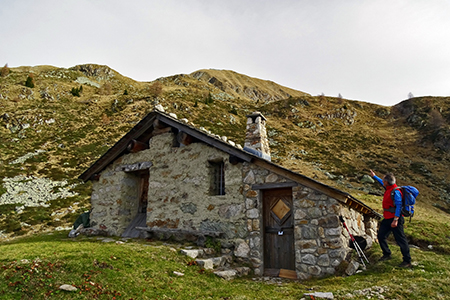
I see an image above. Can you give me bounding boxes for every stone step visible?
[180,247,218,259]
[214,267,251,280]
[180,249,204,259]
[195,256,229,270]
[181,248,235,272]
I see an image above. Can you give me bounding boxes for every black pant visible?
[378,216,411,263]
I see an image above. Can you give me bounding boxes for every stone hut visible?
[79,109,381,280]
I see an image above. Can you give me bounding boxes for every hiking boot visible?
[378,255,392,262]
[398,261,412,268]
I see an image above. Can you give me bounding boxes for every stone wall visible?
[141,133,246,240]
[293,187,347,280]
[241,162,374,279]
[91,132,247,240]
[90,169,140,236]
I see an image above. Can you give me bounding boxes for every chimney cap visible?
[246,111,267,122]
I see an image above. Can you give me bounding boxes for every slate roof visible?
[79,109,382,219]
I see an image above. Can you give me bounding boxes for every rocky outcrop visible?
[316,107,358,125]
[190,69,309,103]
[392,98,450,152]
[71,64,116,81]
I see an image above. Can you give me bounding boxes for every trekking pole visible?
[339,216,369,267]
[340,217,367,268]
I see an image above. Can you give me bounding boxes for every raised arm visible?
[370,169,384,188]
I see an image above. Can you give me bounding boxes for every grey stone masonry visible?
[244,112,271,158]
[293,186,345,280]
[241,161,374,280]
[90,170,140,236]
[91,132,247,241]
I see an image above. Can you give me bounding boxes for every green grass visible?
[18,207,52,226]
[1,232,450,299]
[2,64,450,299]
[0,186,6,197]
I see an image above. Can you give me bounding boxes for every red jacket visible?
[383,184,398,219]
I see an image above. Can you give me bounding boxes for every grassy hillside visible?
[1,64,450,298]
[1,63,450,236]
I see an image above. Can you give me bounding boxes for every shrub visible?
[229,106,238,115]
[71,87,79,97]
[205,92,214,105]
[124,89,129,95]
[1,63,9,77]
[71,85,83,97]
[25,73,35,88]
[148,81,162,98]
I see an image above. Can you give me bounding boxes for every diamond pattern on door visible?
[270,198,291,225]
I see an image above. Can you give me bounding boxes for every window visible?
[209,161,225,195]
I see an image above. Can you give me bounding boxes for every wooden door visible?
[138,171,149,213]
[263,188,296,278]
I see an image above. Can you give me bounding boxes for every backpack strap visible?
[390,187,404,205]
[389,187,405,216]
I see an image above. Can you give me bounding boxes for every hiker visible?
[369,170,412,268]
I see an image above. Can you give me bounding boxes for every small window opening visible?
[209,161,225,195]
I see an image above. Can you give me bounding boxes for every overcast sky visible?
[1,0,449,106]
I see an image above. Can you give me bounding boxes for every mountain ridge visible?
[190,68,309,103]
[1,63,450,239]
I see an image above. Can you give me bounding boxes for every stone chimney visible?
[244,111,271,161]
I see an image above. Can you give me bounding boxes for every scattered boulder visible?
[40,89,54,100]
[345,260,360,276]
[214,269,237,280]
[59,284,77,292]
[180,249,203,259]
[325,172,336,180]
[155,104,165,112]
[303,292,334,299]
[195,258,214,270]
[234,266,250,276]
[101,238,116,243]
[360,175,374,184]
